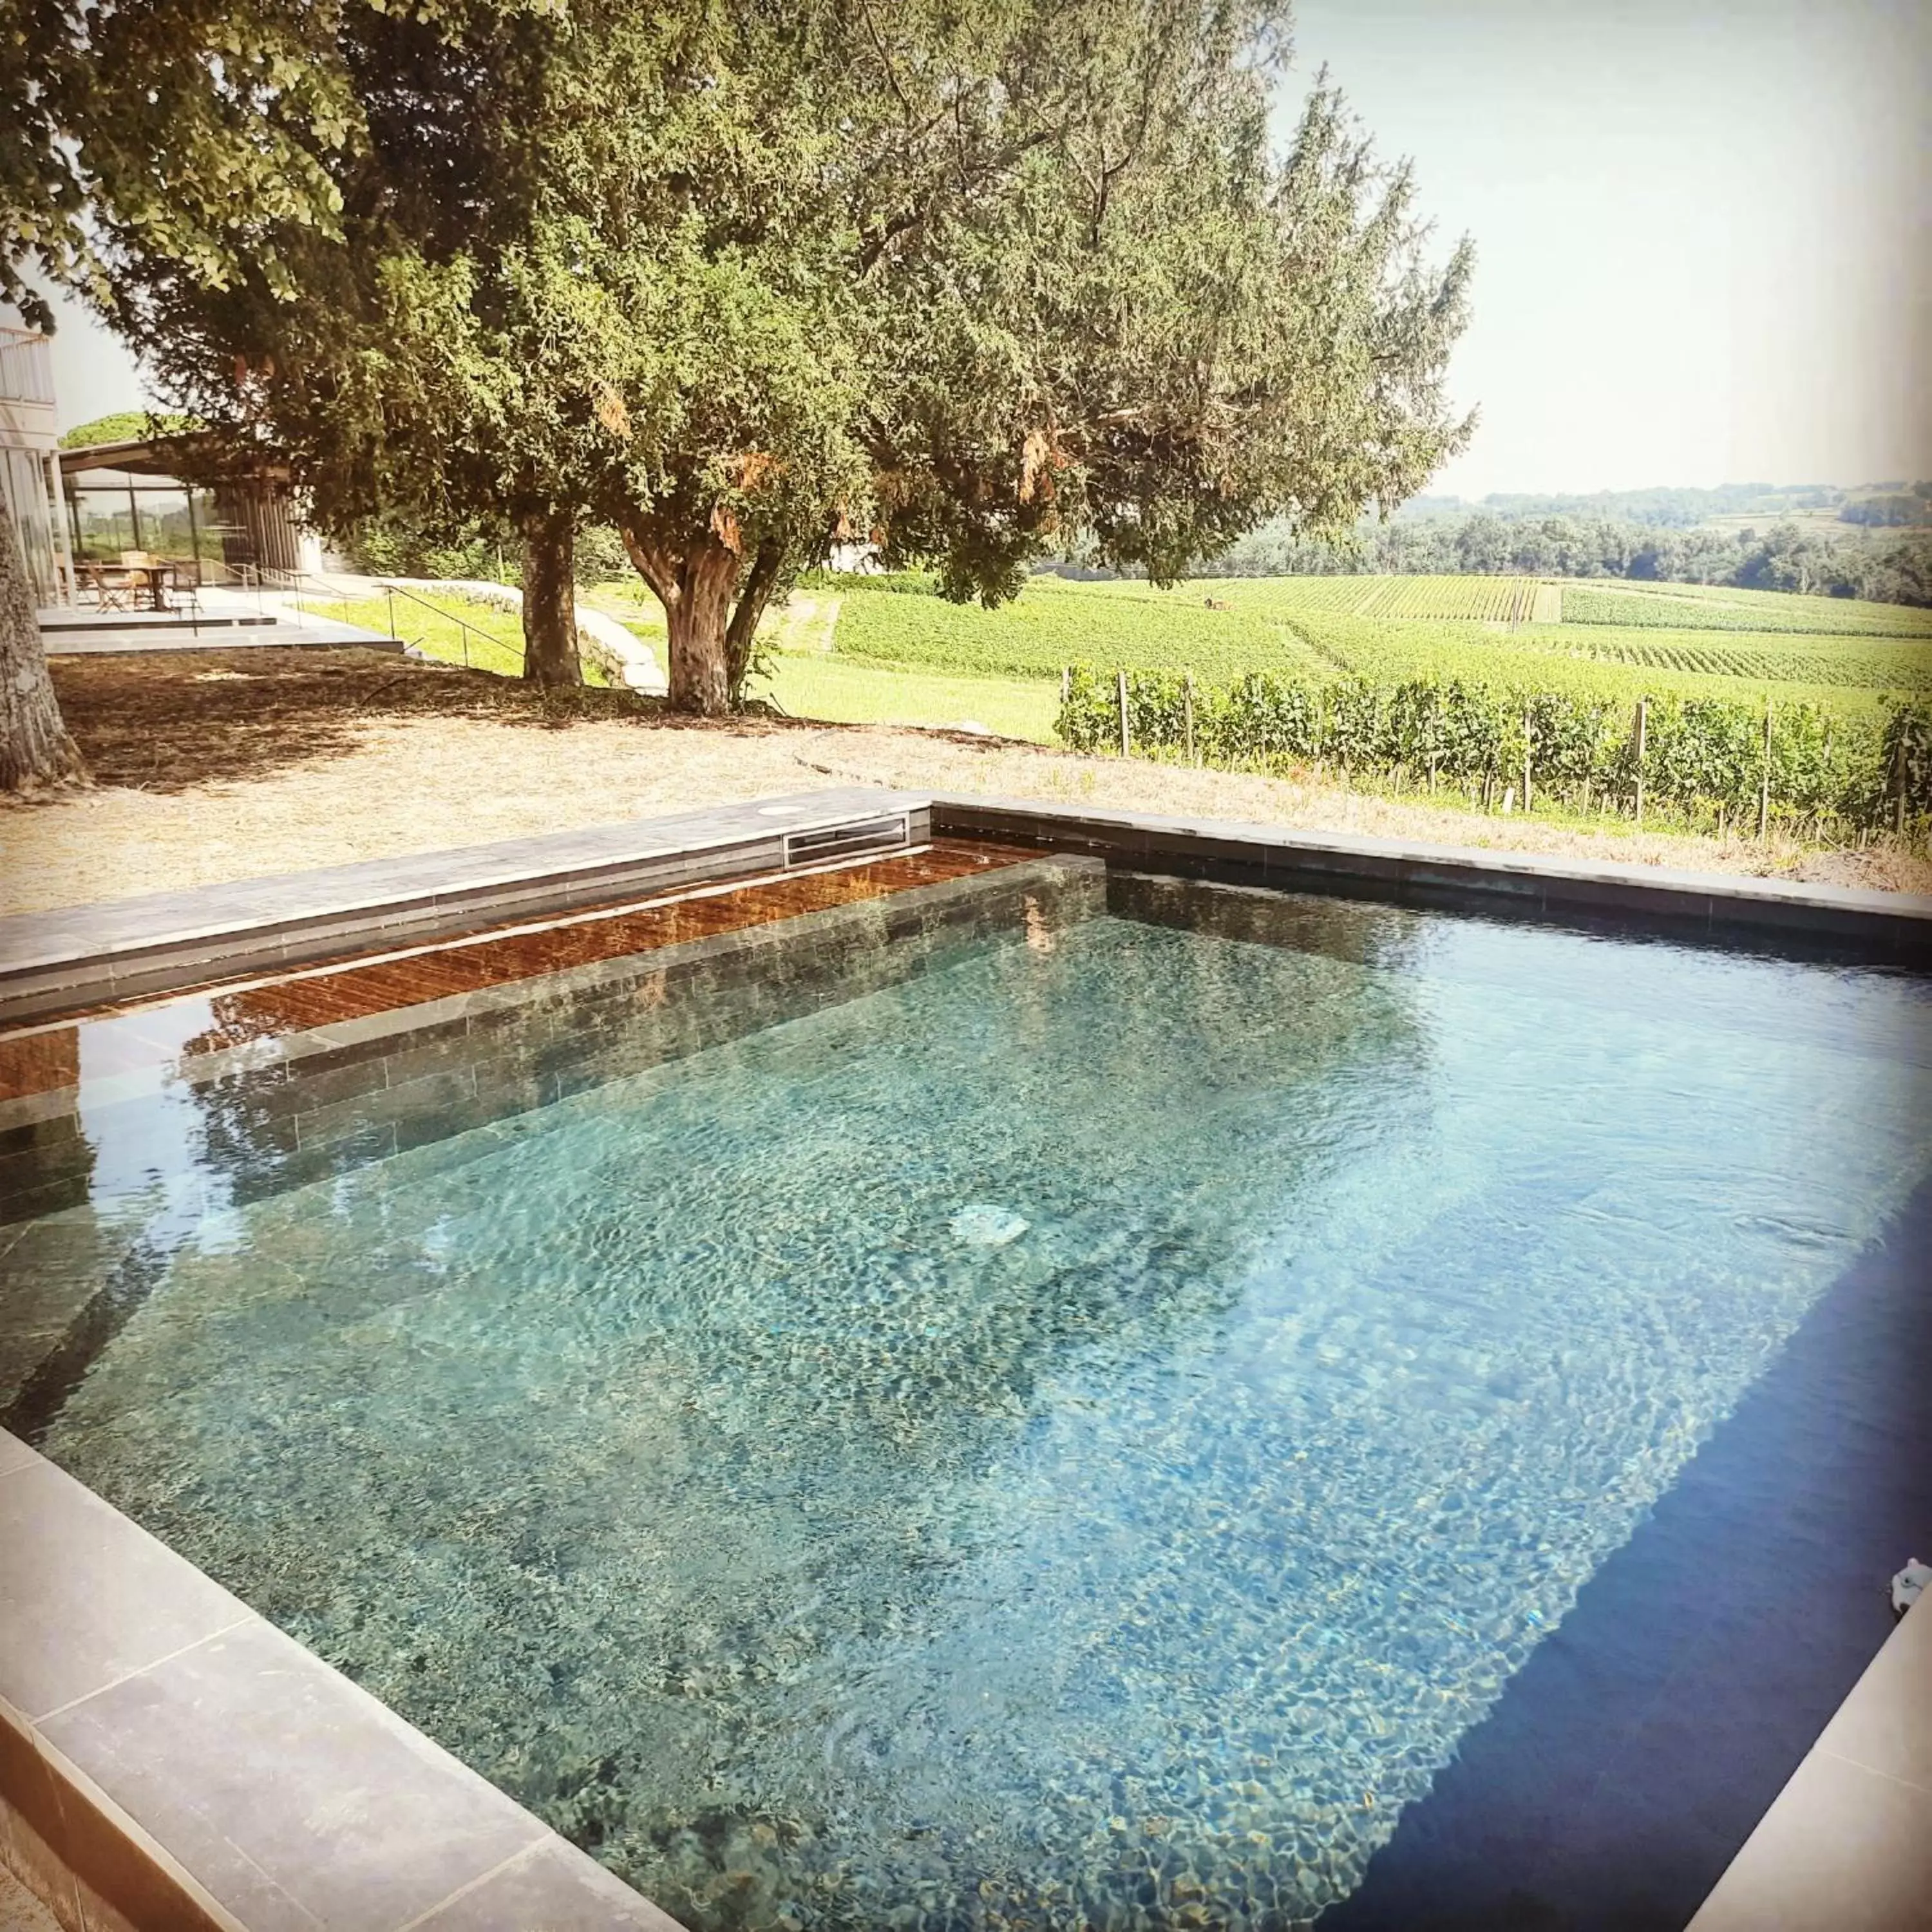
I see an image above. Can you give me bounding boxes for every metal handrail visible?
[375,579,522,672]
[255,565,522,672]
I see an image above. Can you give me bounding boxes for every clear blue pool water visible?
[10,880,1931,1931]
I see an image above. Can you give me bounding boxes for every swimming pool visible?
[4,853,1929,1930]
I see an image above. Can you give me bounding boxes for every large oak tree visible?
[108,0,1472,712]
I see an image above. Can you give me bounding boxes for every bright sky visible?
[1289,0,1931,497]
[25,0,1932,498]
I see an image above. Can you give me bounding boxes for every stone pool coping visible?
[929,795,1932,959]
[6,788,1927,1034]
[0,1428,685,1931]
[5,786,1929,1926]
[1686,1595,1932,1929]
[0,788,929,1027]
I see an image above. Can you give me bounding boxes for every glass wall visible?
[65,468,260,586]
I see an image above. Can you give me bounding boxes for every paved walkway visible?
[39,586,397,655]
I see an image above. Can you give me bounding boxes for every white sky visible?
[24,0,1932,498]
[1289,0,1931,497]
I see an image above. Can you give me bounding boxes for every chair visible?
[82,562,134,612]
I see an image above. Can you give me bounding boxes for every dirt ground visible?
[3,647,1926,916]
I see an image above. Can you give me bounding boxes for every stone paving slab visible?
[41,623,400,656]
[1688,1598,1932,1930]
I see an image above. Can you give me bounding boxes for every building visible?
[61,431,308,594]
[0,326,77,603]
[3,321,313,610]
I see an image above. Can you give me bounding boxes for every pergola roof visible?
[59,431,290,484]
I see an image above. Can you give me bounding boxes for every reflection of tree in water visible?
[47,886,1428,1932]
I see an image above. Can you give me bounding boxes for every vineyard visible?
[1551,629,1932,691]
[1351,574,1540,623]
[831,575,1331,685]
[1560,582,1932,638]
[793,571,1932,797]
[1271,611,1927,714]
[1056,666,1932,837]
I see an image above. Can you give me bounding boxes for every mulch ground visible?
[47,648,668,792]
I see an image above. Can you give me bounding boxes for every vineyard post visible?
[1895,728,1909,837]
[1183,672,1197,764]
[1117,669,1130,758]
[1758,700,1772,841]
[1521,707,1533,814]
[1059,666,1069,711]
[1634,697,1649,828]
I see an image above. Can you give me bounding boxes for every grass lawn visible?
[751,650,1060,741]
[307,595,534,677]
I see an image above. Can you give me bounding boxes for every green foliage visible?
[1350,575,1539,621]
[571,526,630,587]
[833,576,1329,683]
[94,1,1475,710]
[335,521,513,585]
[1282,610,1916,714]
[796,570,941,598]
[1057,666,1932,833]
[833,574,1930,723]
[57,411,198,450]
[3,1,539,330]
[1208,504,1932,610]
[1539,628,1932,692]
[828,574,1932,719]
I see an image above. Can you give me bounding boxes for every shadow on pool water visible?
[1320,1171,1932,1932]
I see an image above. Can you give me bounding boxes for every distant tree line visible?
[1838,486,1931,529]
[1388,481,1931,533]
[1195,512,1932,607]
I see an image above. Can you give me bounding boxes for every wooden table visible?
[118,556,175,611]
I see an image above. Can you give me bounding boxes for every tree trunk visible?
[618,515,740,716]
[724,540,787,703]
[0,509,86,795]
[518,512,582,687]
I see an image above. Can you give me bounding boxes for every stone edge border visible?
[0,1431,684,1932]
[1686,1596,1931,1928]
[929,795,1932,960]
[0,789,929,1027]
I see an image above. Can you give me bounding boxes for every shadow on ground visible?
[46,648,674,793]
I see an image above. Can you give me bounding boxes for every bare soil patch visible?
[4,648,1926,916]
